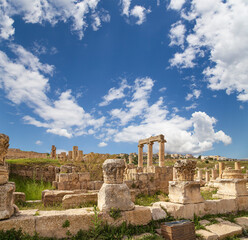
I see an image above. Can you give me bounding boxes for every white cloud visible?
[99,79,130,106]
[169,21,186,48]
[56,149,68,154]
[0,0,104,40]
[35,140,42,145]
[120,0,150,25]
[98,141,107,147]
[130,6,149,25]
[168,0,186,10]
[110,77,154,125]
[185,103,197,110]
[185,89,201,101]
[0,45,104,138]
[99,78,231,155]
[159,87,167,92]
[169,0,248,102]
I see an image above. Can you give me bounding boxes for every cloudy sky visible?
[0,0,247,158]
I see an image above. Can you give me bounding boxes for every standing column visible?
[235,161,241,170]
[197,169,203,180]
[147,142,154,167]
[219,162,225,178]
[205,170,210,182]
[138,144,144,168]
[159,141,165,167]
[211,169,218,180]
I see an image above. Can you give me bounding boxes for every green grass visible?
[9,174,54,200]
[135,192,169,206]
[201,188,218,200]
[6,158,61,166]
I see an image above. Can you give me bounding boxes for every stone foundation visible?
[169,181,204,204]
[0,182,15,220]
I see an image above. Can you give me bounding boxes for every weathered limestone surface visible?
[98,183,134,211]
[148,206,167,220]
[196,229,218,240]
[174,159,196,181]
[236,217,248,229]
[215,179,248,198]
[98,159,134,211]
[0,207,152,238]
[0,182,15,220]
[13,192,26,204]
[42,190,86,206]
[169,181,204,204]
[205,221,242,240]
[62,192,97,209]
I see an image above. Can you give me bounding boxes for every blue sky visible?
[0,0,247,158]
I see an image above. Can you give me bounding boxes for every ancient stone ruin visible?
[51,145,56,159]
[98,159,135,211]
[57,146,83,162]
[169,159,204,204]
[0,133,15,220]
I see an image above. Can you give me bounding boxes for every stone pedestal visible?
[169,181,204,204]
[222,169,244,179]
[215,179,248,198]
[98,159,134,211]
[0,166,8,185]
[0,182,15,220]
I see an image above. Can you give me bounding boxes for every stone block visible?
[98,183,134,211]
[236,217,248,229]
[138,173,148,182]
[237,196,248,211]
[169,181,204,204]
[62,193,97,209]
[205,221,242,240]
[13,192,26,204]
[124,180,133,188]
[94,181,103,190]
[59,173,68,182]
[196,229,218,240]
[87,181,95,190]
[149,206,167,220]
[78,172,90,181]
[0,182,15,220]
[123,206,152,225]
[0,214,36,235]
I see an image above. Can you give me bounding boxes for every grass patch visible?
[135,192,169,206]
[9,174,53,200]
[6,158,61,166]
[201,188,218,200]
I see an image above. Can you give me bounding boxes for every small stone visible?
[199,220,211,226]
[196,229,218,240]
[149,207,167,221]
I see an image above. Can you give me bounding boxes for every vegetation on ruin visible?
[200,187,219,200]
[6,158,61,166]
[9,174,53,200]
[135,192,169,206]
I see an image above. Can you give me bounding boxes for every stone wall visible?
[7,148,48,159]
[124,164,173,195]
[9,164,56,182]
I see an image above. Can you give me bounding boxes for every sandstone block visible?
[13,192,26,204]
[196,229,218,240]
[169,181,204,204]
[62,193,97,209]
[98,183,134,211]
[236,217,248,229]
[149,206,167,220]
[237,196,248,211]
[94,181,103,190]
[123,206,152,225]
[205,221,242,239]
[0,182,15,220]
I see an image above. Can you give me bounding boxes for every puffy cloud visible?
[98,141,107,147]
[0,45,104,138]
[0,0,104,40]
[99,78,231,155]
[159,87,167,92]
[99,79,130,106]
[169,21,186,48]
[35,140,42,145]
[120,0,150,25]
[169,0,248,102]
[110,77,154,125]
[185,89,201,101]
[168,0,186,10]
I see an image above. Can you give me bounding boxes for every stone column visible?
[147,142,154,167]
[98,159,134,211]
[51,145,56,159]
[173,167,177,180]
[138,144,144,168]
[235,162,241,170]
[197,169,203,180]
[68,151,72,160]
[215,164,219,170]
[219,162,225,178]
[158,140,165,167]
[72,146,78,161]
[205,170,210,182]
[211,169,218,180]
[0,134,15,220]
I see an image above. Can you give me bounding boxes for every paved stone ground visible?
[195,216,248,240]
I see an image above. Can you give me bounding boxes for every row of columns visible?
[138,140,165,168]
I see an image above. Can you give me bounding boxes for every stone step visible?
[205,220,242,240]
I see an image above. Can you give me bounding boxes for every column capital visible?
[138,144,144,148]
[148,142,154,146]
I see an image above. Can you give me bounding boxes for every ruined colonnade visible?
[138,134,166,168]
